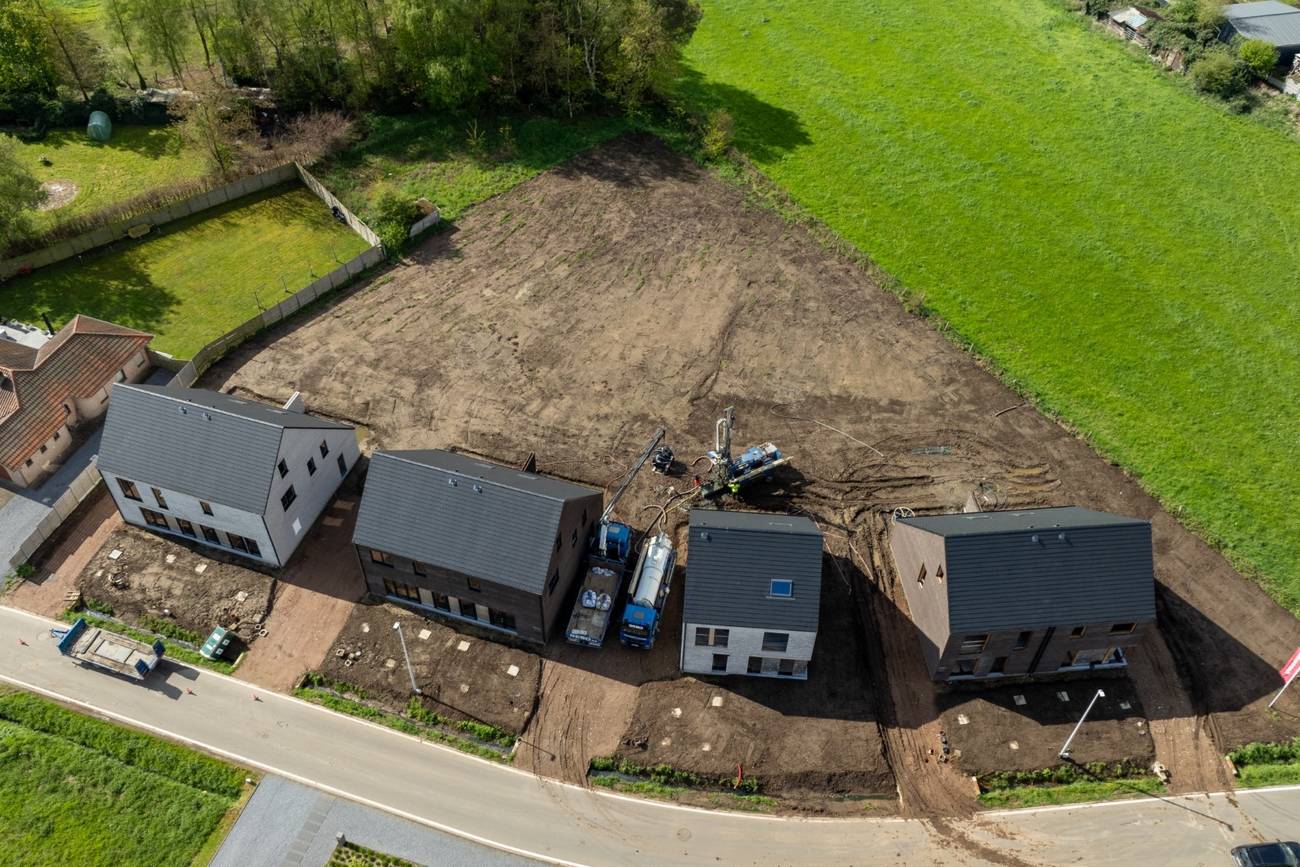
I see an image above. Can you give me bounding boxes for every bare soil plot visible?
[75,525,274,649]
[10,489,121,619]
[318,603,542,735]
[202,134,1300,813]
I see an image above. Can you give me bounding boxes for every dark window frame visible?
[1109,622,1136,635]
[277,459,289,478]
[118,478,142,502]
[200,525,220,544]
[467,576,483,593]
[151,487,168,510]
[200,500,214,516]
[281,485,297,511]
[711,653,728,673]
[139,507,169,530]
[319,440,330,458]
[761,632,789,653]
[383,578,419,601]
[1014,630,1033,651]
[176,518,196,538]
[369,549,393,567]
[337,454,347,476]
[306,457,317,476]
[412,561,428,577]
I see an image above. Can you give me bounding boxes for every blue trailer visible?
[53,618,165,680]
[618,533,676,649]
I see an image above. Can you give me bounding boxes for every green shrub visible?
[978,759,1148,791]
[588,756,762,794]
[1190,49,1248,98]
[1238,39,1280,78]
[138,616,201,644]
[1229,738,1300,768]
[700,109,735,161]
[369,186,421,255]
[15,563,35,578]
[83,598,114,616]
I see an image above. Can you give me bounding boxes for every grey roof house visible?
[681,509,824,680]
[1223,1,1300,65]
[890,506,1157,682]
[352,449,602,644]
[98,385,358,568]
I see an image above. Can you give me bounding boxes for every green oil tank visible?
[87,111,112,142]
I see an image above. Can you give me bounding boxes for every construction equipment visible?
[51,618,165,681]
[695,406,789,499]
[618,531,677,650]
[565,429,665,648]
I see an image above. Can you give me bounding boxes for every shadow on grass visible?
[674,66,813,164]
[28,125,184,160]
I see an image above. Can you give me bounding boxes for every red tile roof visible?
[0,315,152,470]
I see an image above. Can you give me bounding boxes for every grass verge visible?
[294,677,514,764]
[62,609,238,675]
[0,690,247,866]
[978,776,1165,809]
[2,183,371,358]
[680,0,1300,612]
[589,773,778,812]
[1229,738,1300,788]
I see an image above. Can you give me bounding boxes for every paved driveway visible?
[214,775,536,867]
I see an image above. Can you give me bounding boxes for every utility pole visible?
[393,621,421,696]
[1059,689,1105,759]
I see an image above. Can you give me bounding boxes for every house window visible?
[383,578,419,601]
[118,478,142,501]
[467,576,483,593]
[991,656,1007,674]
[113,370,126,383]
[52,431,60,441]
[227,534,249,554]
[778,658,797,677]
[1109,622,1136,635]
[176,518,196,538]
[278,459,289,478]
[460,602,481,621]
[1014,630,1033,651]
[337,454,347,476]
[747,656,762,674]
[1069,626,1087,639]
[281,486,297,511]
[25,459,32,467]
[959,634,989,654]
[200,525,220,544]
[711,654,728,673]
[412,561,428,576]
[761,632,789,653]
[319,440,330,458]
[547,571,560,595]
[139,508,169,530]
[953,658,976,676]
[695,627,729,648]
[151,487,168,509]
[582,508,588,525]
[490,608,517,631]
[571,529,578,547]
[245,539,261,557]
[370,549,393,567]
[39,445,47,454]
[769,579,793,598]
[307,457,317,476]
[917,563,927,586]
[935,564,944,583]
[200,500,213,516]
[431,591,450,611]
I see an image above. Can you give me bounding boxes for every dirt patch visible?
[613,559,893,799]
[938,679,1153,776]
[75,525,275,648]
[317,602,542,735]
[236,492,367,691]
[8,489,121,619]
[201,134,1300,815]
[37,179,78,211]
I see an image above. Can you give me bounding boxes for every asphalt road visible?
[2,605,1296,866]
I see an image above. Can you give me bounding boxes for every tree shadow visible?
[30,125,184,160]
[674,65,813,164]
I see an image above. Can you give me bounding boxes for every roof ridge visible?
[379,450,571,501]
[119,384,290,432]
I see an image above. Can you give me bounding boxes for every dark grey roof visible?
[352,450,602,594]
[97,384,351,514]
[901,507,1156,633]
[1224,1,1300,47]
[683,510,823,633]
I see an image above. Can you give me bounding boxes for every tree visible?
[35,0,107,104]
[0,135,48,249]
[104,0,149,89]
[170,79,255,177]
[128,0,190,84]
[1190,48,1247,98]
[1238,39,1279,78]
[0,0,60,123]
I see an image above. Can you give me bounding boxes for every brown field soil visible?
[199,134,1300,817]
[75,525,274,648]
[317,602,542,735]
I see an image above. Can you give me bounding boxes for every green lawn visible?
[0,691,245,866]
[320,112,630,224]
[681,0,1300,612]
[1,184,371,358]
[978,777,1165,809]
[14,125,205,229]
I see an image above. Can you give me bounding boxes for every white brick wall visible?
[680,622,816,679]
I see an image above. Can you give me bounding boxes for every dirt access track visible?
[204,134,1300,817]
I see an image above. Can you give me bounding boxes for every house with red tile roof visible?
[0,315,152,488]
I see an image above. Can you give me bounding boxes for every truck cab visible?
[618,533,676,649]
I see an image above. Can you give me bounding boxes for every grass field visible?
[0,690,245,866]
[320,112,629,224]
[1,184,371,358]
[680,0,1300,612]
[13,125,205,229]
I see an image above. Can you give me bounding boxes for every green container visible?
[200,626,231,660]
[87,111,112,142]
